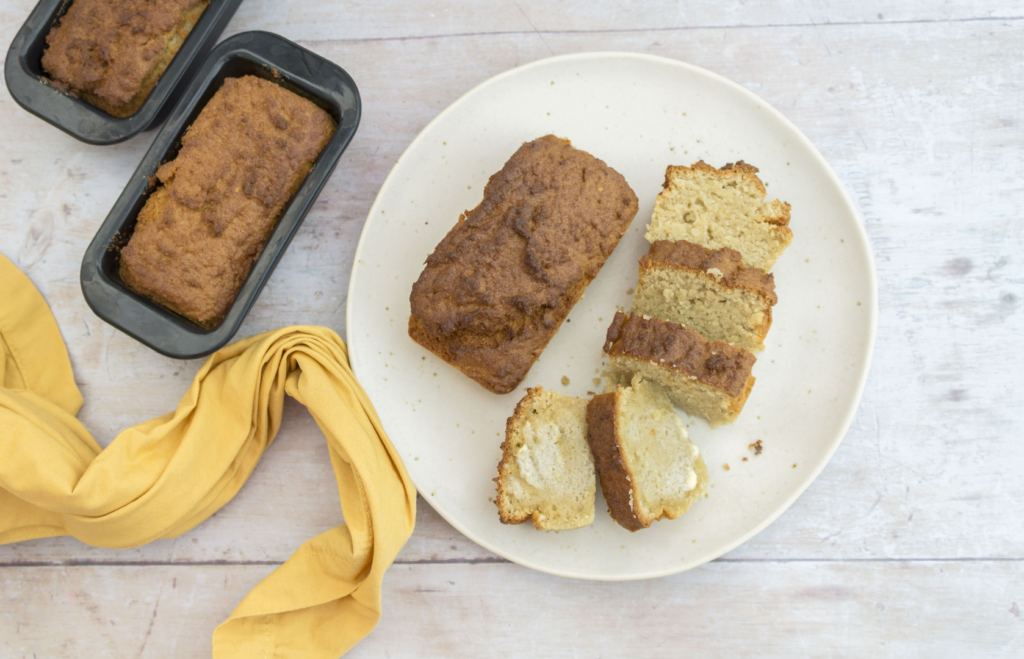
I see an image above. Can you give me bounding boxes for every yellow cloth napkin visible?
[0,254,417,658]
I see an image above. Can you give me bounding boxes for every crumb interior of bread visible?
[644,168,789,271]
[617,376,703,520]
[502,391,594,530]
[610,354,741,427]
[632,265,769,351]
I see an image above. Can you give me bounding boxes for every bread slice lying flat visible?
[586,375,708,532]
[632,240,778,352]
[603,311,756,427]
[645,161,792,272]
[495,387,595,530]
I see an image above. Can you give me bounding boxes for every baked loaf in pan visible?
[409,135,639,394]
[495,387,595,531]
[42,0,210,117]
[586,375,707,532]
[603,311,756,427]
[632,240,777,352]
[645,161,792,272]
[120,76,336,328]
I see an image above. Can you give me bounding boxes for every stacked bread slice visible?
[644,161,792,271]
[604,311,756,427]
[632,240,777,352]
[606,161,791,427]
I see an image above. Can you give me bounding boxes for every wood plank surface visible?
[3,562,1022,658]
[1,0,1022,656]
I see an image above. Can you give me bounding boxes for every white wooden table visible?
[2,1,1022,656]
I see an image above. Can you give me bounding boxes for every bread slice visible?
[586,375,708,531]
[632,240,777,352]
[495,387,595,530]
[603,311,756,427]
[645,161,792,271]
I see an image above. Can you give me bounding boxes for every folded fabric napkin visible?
[0,254,417,658]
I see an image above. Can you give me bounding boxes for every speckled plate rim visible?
[346,51,878,581]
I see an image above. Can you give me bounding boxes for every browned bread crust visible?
[495,387,595,530]
[496,386,544,526]
[119,76,336,328]
[642,240,778,304]
[604,311,755,398]
[41,0,209,117]
[585,391,644,531]
[586,382,709,531]
[409,135,639,394]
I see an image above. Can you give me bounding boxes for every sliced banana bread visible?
[603,311,756,427]
[495,387,595,531]
[632,240,777,352]
[645,161,792,272]
[586,375,708,532]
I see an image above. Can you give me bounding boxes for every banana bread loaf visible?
[119,76,336,328]
[409,135,639,394]
[41,0,210,117]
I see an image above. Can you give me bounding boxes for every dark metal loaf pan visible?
[5,0,243,145]
[80,31,361,359]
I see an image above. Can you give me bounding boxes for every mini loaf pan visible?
[5,0,243,145]
[80,31,361,359]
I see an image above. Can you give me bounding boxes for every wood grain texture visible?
[2,563,1021,658]
[1,0,1022,656]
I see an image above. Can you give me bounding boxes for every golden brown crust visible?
[494,387,544,525]
[585,391,644,532]
[729,373,757,417]
[119,76,336,328]
[641,240,778,305]
[603,311,756,398]
[758,309,773,347]
[409,135,639,394]
[42,0,209,117]
[408,315,532,395]
[662,160,792,228]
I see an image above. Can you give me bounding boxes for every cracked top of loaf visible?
[42,0,209,116]
[119,76,336,328]
[409,135,639,394]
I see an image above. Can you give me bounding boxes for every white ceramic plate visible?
[346,52,876,580]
